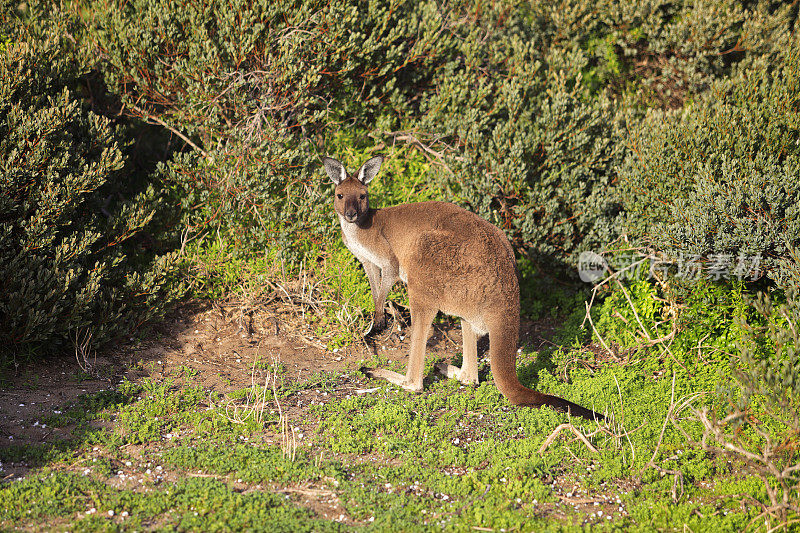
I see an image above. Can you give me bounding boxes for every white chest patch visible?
[339,216,384,267]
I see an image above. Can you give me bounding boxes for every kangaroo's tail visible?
[488,321,605,422]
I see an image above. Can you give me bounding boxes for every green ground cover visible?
[2,280,796,531]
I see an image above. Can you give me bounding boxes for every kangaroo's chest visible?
[339,218,387,268]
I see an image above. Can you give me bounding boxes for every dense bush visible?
[532,0,797,108]
[4,0,798,360]
[79,0,799,276]
[429,0,796,269]
[619,47,800,287]
[84,0,464,269]
[0,11,182,362]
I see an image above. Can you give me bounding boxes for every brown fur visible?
[323,156,603,421]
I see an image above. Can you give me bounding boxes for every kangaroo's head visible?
[322,155,383,224]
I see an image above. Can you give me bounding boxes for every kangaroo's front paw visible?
[434,362,458,379]
[367,314,388,336]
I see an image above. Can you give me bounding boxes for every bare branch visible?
[130,104,211,160]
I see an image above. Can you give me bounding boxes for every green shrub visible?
[82,0,798,277]
[423,73,626,270]
[84,0,464,273]
[533,0,796,108]
[0,12,183,362]
[430,0,795,270]
[619,46,800,287]
[86,0,455,144]
[82,0,619,272]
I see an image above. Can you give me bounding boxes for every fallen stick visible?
[538,423,599,454]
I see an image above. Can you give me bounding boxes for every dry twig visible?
[130,104,211,160]
[538,423,599,454]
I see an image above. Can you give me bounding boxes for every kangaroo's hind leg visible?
[435,320,479,385]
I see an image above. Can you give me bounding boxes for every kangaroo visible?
[323,155,603,421]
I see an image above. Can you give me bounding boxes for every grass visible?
[2,280,796,531]
[2,194,797,531]
[0,369,759,531]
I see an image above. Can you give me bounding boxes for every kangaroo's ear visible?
[357,155,383,185]
[322,157,347,185]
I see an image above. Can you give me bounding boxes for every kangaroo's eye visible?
[336,194,343,199]
[360,194,366,200]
